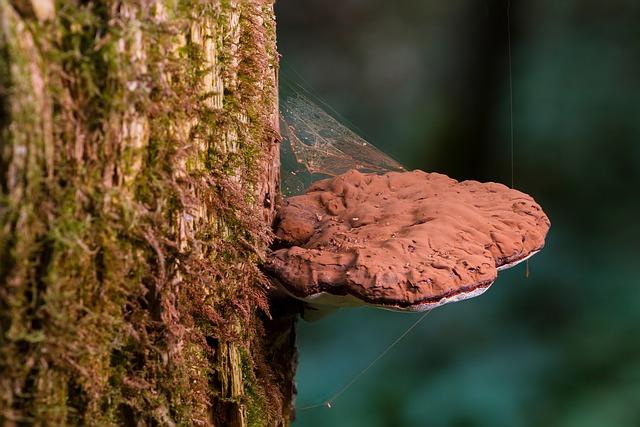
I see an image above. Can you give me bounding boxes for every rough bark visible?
[0,0,295,425]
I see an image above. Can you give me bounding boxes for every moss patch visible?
[0,0,287,425]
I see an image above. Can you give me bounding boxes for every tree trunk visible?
[0,0,296,425]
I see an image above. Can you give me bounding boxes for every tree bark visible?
[0,0,295,425]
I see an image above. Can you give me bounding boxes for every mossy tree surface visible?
[0,0,294,425]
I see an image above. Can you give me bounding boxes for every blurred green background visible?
[276,1,640,426]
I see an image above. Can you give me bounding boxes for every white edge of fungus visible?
[273,280,494,316]
[496,249,540,271]
[384,283,493,312]
[272,248,541,319]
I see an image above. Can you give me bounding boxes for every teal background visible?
[276,1,640,426]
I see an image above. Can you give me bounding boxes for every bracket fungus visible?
[266,169,550,314]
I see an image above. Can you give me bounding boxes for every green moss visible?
[239,348,268,427]
[1,0,286,425]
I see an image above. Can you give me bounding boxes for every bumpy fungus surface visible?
[267,170,550,311]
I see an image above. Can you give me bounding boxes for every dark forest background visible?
[276,0,640,426]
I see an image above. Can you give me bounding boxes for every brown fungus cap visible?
[267,170,550,311]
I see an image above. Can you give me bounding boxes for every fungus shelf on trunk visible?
[266,169,550,313]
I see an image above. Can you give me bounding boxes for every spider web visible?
[279,78,405,196]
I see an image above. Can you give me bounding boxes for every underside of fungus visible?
[266,169,550,312]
